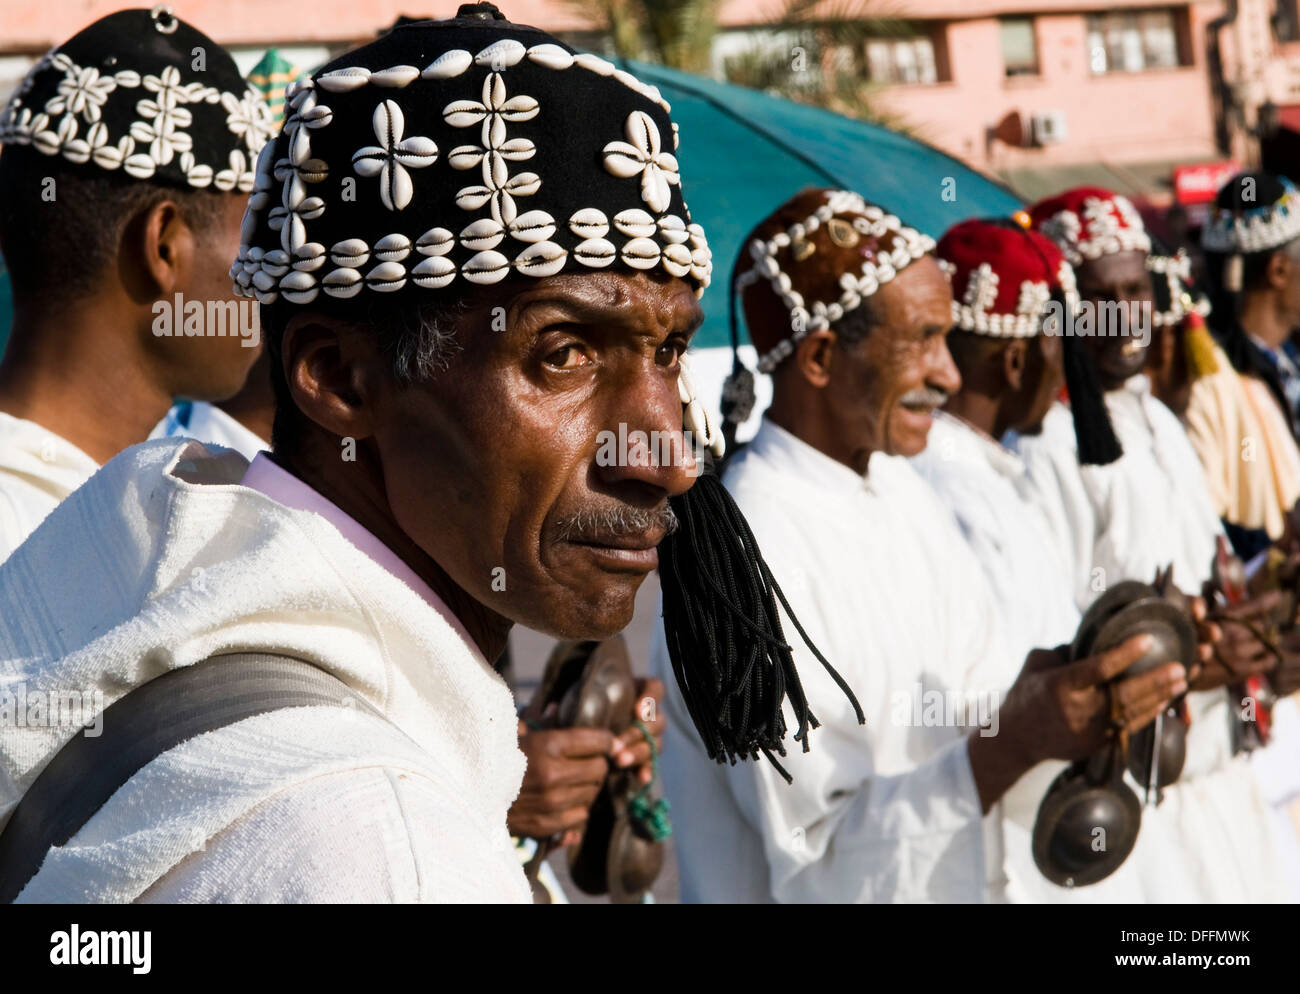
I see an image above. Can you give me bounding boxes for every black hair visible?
[0,146,230,310]
[259,290,471,454]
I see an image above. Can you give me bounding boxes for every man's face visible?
[368,271,702,641]
[1278,245,1300,327]
[1011,332,1064,434]
[153,195,262,401]
[1073,250,1154,389]
[835,255,959,458]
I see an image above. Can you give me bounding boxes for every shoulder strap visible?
[0,652,379,903]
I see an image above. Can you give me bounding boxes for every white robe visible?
[1010,377,1290,902]
[0,413,98,561]
[651,418,1009,903]
[911,412,1130,902]
[912,412,1080,662]
[0,439,530,903]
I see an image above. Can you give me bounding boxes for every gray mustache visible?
[554,502,679,544]
[901,387,950,408]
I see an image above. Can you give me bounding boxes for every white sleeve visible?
[707,491,987,903]
[723,731,986,903]
[137,767,530,904]
[1018,437,1098,609]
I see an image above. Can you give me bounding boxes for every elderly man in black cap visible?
[0,4,852,903]
[0,6,274,560]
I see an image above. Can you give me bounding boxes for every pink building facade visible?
[2,0,1297,188]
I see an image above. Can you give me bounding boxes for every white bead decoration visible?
[515,240,567,277]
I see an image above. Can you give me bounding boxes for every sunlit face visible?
[836,256,961,458]
[149,195,262,401]
[1073,250,1154,389]
[365,271,703,640]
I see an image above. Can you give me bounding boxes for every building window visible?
[1087,9,1187,74]
[1001,17,1039,77]
[864,34,939,85]
[1275,2,1300,44]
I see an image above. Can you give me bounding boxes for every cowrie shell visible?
[613,208,656,239]
[423,49,472,79]
[365,261,407,292]
[412,255,456,288]
[527,44,574,70]
[330,238,370,267]
[374,233,412,262]
[569,208,609,239]
[515,241,567,278]
[322,267,363,298]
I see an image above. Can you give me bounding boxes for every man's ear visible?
[794,328,838,388]
[1268,249,1292,292]
[1002,339,1028,392]
[280,313,378,441]
[120,199,194,302]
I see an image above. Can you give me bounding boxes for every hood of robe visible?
[0,438,526,898]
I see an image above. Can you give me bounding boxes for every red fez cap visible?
[1027,186,1151,266]
[936,218,1077,337]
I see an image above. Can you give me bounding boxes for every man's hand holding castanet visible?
[967,634,1186,812]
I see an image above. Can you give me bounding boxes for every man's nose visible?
[595,369,699,499]
[929,336,962,397]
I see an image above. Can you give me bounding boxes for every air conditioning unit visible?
[1031,110,1068,146]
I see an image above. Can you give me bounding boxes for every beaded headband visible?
[737,189,933,374]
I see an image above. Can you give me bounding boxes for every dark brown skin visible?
[0,195,259,463]
[1238,245,1300,350]
[765,255,961,471]
[216,349,275,445]
[969,634,1186,811]
[1073,250,1155,390]
[277,270,701,667]
[510,676,666,841]
[1144,320,1192,418]
[944,330,1064,440]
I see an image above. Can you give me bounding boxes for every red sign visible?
[1174,162,1241,205]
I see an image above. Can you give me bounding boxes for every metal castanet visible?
[530,636,665,904]
[1032,567,1196,886]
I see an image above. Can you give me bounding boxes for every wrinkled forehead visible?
[1074,250,1150,293]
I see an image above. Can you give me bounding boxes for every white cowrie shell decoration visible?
[412,255,456,288]
[527,44,574,70]
[574,237,616,268]
[316,67,371,92]
[416,228,454,256]
[460,217,505,251]
[613,208,656,239]
[569,208,609,239]
[366,261,407,292]
[369,65,420,88]
[462,250,510,284]
[423,49,472,79]
[475,39,526,68]
[621,237,661,270]
[374,233,412,261]
[330,238,370,267]
[515,241,567,278]
[509,210,557,243]
[322,268,363,298]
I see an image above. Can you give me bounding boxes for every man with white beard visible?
[650,188,1186,903]
[1019,186,1291,901]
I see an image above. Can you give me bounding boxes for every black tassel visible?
[1062,334,1123,466]
[660,469,864,783]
